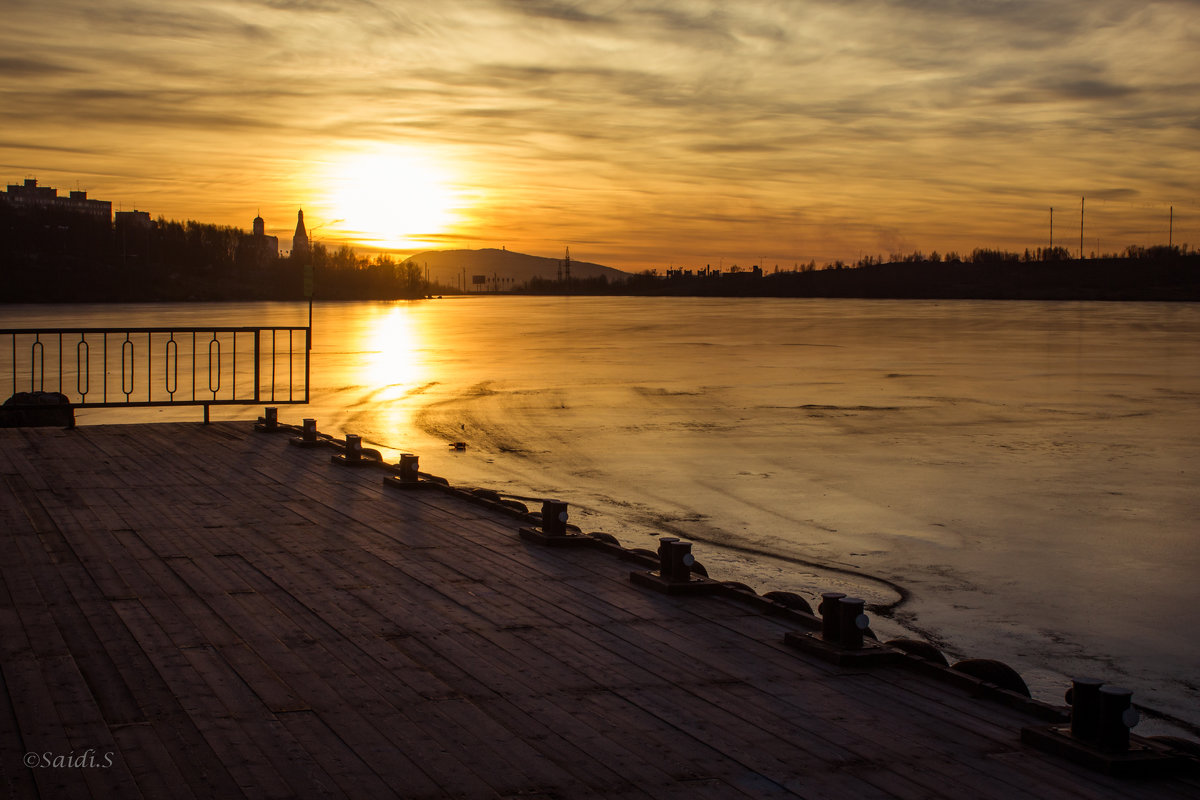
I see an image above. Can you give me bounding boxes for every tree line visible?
[0,203,439,302]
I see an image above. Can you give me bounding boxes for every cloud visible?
[1,0,1196,267]
[0,57,80,77]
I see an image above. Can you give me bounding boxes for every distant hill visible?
[401,248,627,290]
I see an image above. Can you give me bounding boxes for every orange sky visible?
[2,1,1197,272]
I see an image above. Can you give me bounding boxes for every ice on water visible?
[12,296,1198,735]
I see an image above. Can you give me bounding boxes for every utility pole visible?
[1049,207,1053,251]
[1080,196,1085,259]
[1170,206,1174,249]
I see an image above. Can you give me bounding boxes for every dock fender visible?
[951,658,1031,697]
[885,638,949,666]
[588,532,621,546]
[720,581,757,594]
[763,591,814,615]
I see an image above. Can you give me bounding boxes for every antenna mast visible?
[1080,197,1085,259]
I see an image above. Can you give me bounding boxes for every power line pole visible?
[1049,207,1053,250]
[1080,196,1085,259]
[1169,205,1174,249]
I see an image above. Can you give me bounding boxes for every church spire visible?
[292,209,309,256]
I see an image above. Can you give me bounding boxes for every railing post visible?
[253,329,261,403]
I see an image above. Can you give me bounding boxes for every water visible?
[4,296,1198,736]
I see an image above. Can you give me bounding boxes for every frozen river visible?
[5,296,1199,736]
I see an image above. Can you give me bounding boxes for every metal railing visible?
[1,326,309,420]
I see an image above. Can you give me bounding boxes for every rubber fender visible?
[471,488,502,502]
[421,474,450,486]
[762,591,814,615]
[951,658,1031,697]
[721,581,757,595]
[499,500,528,513]
[690,561,709,578]
[587,532,621,546]
[628,548,658,559]
[885,638,949,666]
[362,447,383,461]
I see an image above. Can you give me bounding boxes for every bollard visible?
[1023,678,1184,776]
[629,537,717,594]
[398,453,420,483]
[660,539,695,583]
[331,433,368,465]
[784,591,897,666]
[1098,686,1136,753]
[836,597,868,650]
[1067,677,1105,742]
[383,453,428,490]
[836,597,866,647]
[520,500,592,546]
[818,592,846,642]
[541,500,568,536]
[289,418,321,447]
[254,406,279,432]
[656,537,680,577]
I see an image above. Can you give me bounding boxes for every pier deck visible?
[1,421,1196,799]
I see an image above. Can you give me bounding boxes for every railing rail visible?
[1,326,309,417]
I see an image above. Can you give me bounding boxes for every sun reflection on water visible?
[363,304,427,396]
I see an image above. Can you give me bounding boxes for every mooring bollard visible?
[1067,677,1105,742]
[783,591,896,666]
[383,452,430,491]
[541,500,568,536]
[331,433,368,465]
[398,453,420,483]
[837,596,869,650]
[629,536,716,594]
[254,406,279,432]
[656,537,680,576]
[1098,685,1137,753]
[289,418,321,448]
[661,539,696,583]
[818,592,847,642]
[519,500,590,546]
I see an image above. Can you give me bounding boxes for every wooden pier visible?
[1,421,1196,799]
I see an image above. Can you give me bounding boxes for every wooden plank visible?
[4,424,1197,799]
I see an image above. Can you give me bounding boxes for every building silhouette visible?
[291,209,309,260]
[2,178,111,223]
[238,212,279,269]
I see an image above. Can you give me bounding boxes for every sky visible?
[2,0,1198,271]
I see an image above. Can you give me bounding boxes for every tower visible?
[253,212,265,237]
[292,209,309,257]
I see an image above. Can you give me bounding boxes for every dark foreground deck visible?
[1,421,1196,799]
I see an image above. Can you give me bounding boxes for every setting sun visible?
[321,148,459,251]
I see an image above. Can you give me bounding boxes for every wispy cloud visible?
[1,0,1196,265]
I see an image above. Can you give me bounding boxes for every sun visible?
[322,147,459,250]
